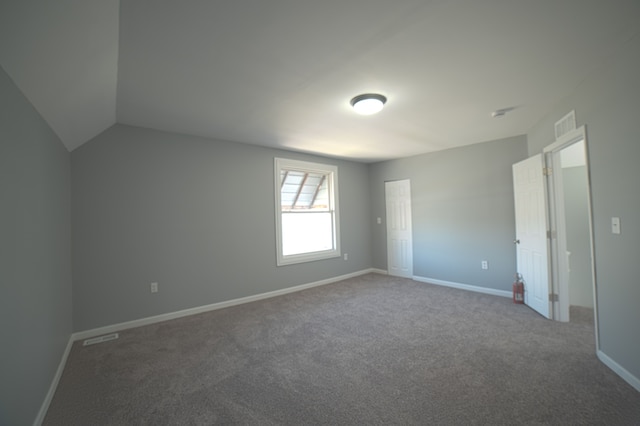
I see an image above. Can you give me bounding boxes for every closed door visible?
[386,180,413,278]
[513,155,551,318]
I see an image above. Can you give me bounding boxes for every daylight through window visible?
[275,158,340,266]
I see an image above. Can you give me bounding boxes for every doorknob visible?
[514,239,520,244]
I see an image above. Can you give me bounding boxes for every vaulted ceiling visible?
[2,1,639,162]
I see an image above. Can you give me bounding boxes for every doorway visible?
[513,126,597,330]
[385,179,413,278]
[544,127,596,324]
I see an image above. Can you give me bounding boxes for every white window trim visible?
[274,157,341,266]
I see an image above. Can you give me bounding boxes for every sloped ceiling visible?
[1,0,639,161]
[0,0,119,151]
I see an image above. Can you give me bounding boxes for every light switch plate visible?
[611,217,621,235]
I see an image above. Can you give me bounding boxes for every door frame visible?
[385,179,413,278]
[543,126,599,343]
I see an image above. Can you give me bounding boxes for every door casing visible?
[543,126,598,336]
[385,179,413,278]
[515,125,598,343]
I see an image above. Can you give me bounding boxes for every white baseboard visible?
[597,350,640,392]
[36,269,513,424]
[413,275,512,299]
[39,269,376,423]
[73,268,376,341]
[34,336,74,426]
[36,270,639,425]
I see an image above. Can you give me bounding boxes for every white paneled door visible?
[513,155,551,318]
[386,180,413,278]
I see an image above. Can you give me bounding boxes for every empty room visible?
[1,1,639,424]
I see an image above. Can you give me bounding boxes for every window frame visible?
[274,157,341,266]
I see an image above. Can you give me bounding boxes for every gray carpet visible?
[44,274,640,425]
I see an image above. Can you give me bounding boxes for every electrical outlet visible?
[150,282,158,293]
[481,261,488,270]
[344,253,348,261]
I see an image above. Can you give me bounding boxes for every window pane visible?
[280,170,329,210]
[282,212,333,255]
[275,157,340,266]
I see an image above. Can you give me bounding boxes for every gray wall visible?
[527,35,640,381]
[562,166,593,308]
[0,67,72,425]
[71,124,372,331]
[369,136,528,291]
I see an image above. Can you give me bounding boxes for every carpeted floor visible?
[44,274,640,425]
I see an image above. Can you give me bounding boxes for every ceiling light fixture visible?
[491,106,516,118]
[350,93,387,115]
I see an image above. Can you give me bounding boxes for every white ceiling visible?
[2,1,639,162]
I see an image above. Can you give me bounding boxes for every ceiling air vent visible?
[555,110,576,140]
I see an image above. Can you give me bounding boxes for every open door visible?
[513,154,552,318]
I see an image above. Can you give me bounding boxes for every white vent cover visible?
[83,333,119,346]
[555,110,576,140]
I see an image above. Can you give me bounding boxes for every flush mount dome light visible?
[350,93,387,115]
[491,106,516,118]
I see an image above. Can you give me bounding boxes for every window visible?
[274,158,340,266]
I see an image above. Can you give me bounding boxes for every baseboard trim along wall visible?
[597,350,640,393]
[35,337,75,426]
[414,276,640,393]
[35,268,377,424]
[73,268,377,341]
[413,275,512,299]
[36,269,639,423]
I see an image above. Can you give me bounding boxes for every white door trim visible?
[385,179,413,278]
[543,126,599,346]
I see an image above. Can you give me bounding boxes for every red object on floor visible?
[513,274,525,304]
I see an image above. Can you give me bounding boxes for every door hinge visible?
[543,167,553,176]
[546,230,556,239]
[549,293,559,302]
